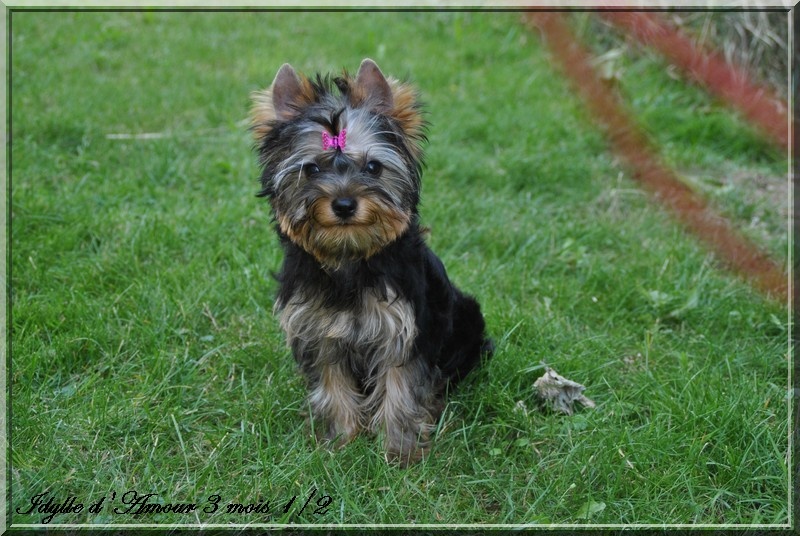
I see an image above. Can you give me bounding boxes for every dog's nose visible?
[331,197,358,219]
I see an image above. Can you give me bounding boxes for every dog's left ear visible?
[352,59,426,159]
[271,63,307,122]
[354,59,394,113]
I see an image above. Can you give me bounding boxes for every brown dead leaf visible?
[533,365,596,415]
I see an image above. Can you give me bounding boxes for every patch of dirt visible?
[683,166,790,256]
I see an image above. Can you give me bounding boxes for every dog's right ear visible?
[251,63,313,142]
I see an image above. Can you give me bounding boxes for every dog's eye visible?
[303,163,321,177]
[364,160,383,176]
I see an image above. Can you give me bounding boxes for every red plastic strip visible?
[525,12,787,301]
[600,10,788,151]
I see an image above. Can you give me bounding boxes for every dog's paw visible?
[385,444,428,467]
[384,429,430,467]
[314,420,358,449]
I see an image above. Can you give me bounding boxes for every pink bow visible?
[322,129,347,151]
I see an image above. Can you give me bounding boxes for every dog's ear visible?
[354,59,394,113]
[251,63,313,142]
[352,59,426,160]
[271,63,306,121]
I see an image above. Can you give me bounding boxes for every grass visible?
[9,10,790,527]
[571,11,789,258]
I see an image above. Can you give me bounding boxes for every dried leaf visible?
[533,365,596,415]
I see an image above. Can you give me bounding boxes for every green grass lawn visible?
[9,10,789,527]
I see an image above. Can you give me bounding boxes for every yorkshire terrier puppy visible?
[250,58,491,466]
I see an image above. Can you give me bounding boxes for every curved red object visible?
[601,10,788,151]
[525,12,788,301]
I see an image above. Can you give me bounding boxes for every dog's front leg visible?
[307,356,364,447]
[369,359,440,467]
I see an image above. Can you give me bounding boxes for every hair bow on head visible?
[322,129,347,151]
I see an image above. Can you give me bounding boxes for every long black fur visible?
[275,219,490,391]
[251,59,491,465]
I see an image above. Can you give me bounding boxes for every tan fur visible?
[277,194,410,270]
[387,79,426,159]
[368,361,436,464]
[308,362,364,445]
[278,285,422,454]
[249,74,315,142]
[278,287,417,365]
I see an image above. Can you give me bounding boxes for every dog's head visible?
[251,59,427,269]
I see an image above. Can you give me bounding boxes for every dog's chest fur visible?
[278,285,417,373]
